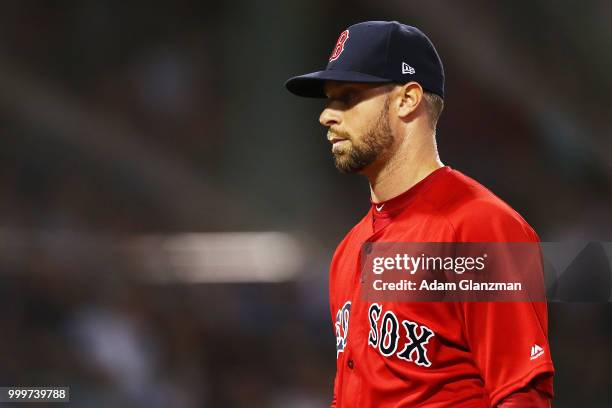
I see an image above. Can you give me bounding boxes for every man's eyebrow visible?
[325,84,361,98]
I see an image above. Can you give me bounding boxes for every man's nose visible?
[319,105,341,127]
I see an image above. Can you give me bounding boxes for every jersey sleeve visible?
[454,199,555,406]
[462,301,554,406]
[497,377,553,407]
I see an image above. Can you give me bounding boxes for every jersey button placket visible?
[360,242,373,284]
[347,359,354,369]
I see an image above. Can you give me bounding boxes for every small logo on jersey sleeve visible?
[530,344,544,360]
[335,301,352,357]
[329,30,349,62]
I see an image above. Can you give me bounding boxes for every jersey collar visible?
[370,166,451,219]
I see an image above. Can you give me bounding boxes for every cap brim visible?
[285,70,391,98]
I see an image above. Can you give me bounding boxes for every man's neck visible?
[367,140,443,203]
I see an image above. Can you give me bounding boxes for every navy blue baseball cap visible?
[285,21,444,98]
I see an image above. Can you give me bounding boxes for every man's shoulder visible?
[420,168,539,242]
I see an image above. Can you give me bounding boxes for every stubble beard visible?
[332,97,394,174]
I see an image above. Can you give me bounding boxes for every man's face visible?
[319,81,394,174]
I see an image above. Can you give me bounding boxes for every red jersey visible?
[329,166,554,407]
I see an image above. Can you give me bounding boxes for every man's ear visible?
[396,82,424,119]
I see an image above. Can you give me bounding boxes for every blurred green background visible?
[0,1,610,407]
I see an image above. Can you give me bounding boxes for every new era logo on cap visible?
[402,62,415,75]
[285,21,445,99]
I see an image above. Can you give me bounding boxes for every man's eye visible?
[340,92,354,104]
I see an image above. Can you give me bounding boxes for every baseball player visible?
[285,21,554,407]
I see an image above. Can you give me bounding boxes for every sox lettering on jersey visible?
[336,301,435,367]
[368,303,435,367]
[379,311,400,357]
[367,303,382,347]
[397,321,435,367]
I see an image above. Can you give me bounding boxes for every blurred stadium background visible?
[0,1,610,407]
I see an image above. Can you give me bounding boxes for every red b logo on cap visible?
[329,30,349,62]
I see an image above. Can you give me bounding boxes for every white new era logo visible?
[402,62,415,74]
[530,344,544,360]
